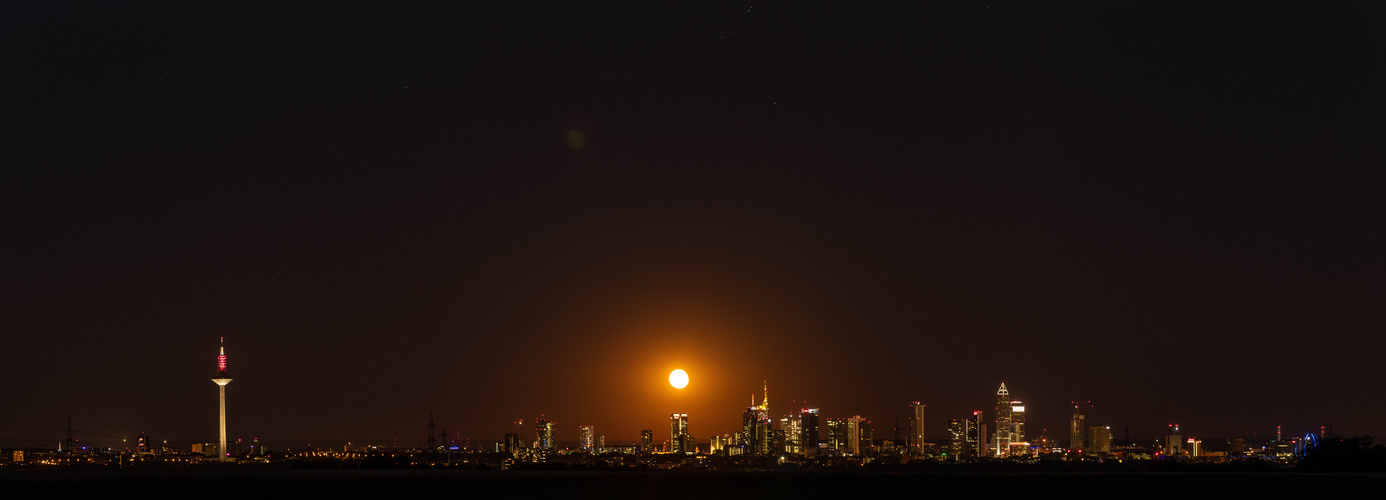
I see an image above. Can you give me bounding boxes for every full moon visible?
[669,369,689,389]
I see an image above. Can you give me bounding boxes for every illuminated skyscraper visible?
[965,410,983,458]
[779,413,803,454]
[1070,407,1087,450]
[826,418,849,453]
[210,337,233,461]
[640,429,653,454]
[1009,401,1026,452]
[670,413,689,453]
[947,419,964,459]
[907,401,925,455]
[503,433,519,454]
[800,408,820,456]
[579,425,595,453]
[849,416,870,455]
[740,382,771,455]
[535,418,555,449]
[993,383,1011,457]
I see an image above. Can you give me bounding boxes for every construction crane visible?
[1070,400,1093,416]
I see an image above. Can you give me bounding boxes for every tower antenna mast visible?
[211,337,234,461]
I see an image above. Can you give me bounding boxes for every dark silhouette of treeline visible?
[1296,435,1386,472]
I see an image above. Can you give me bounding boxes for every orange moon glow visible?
[669,369,689,389]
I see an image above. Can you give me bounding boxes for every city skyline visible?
[3,338,1345,452]
[3,1,1381,453]
[111,342,1364,451]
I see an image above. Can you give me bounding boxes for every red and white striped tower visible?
[211,337,233,461]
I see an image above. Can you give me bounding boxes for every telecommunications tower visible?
[211,337,233,461]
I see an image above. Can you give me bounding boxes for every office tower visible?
[779,413,803,454]
[740,382,770,455]
[597,435,605,453]
[993,383,1011,457]
[981,424,988,457]
[965,410,983,458]
[579,425,595,453]
[851,416,871,455]
[800,408,820,456]
[1070,410,1086,450]
[770,429,786,454]
[948,419,964,459]
[503,433,519,454]
[839,416,868,455]
[640,430,653,454]
[1228,438,1245,455]
[1009,401,1026,453]
[907,401,926,455]
[211,337,233,461]
[670,413,689,453]
[1088,426,1111,454]
[535,418,555,449]
[741,406,761,454]
[826,418,849,453]
[1165,425,1183,456]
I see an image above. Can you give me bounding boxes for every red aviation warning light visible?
[217,336,227,372]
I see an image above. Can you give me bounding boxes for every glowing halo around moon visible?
[669,369,689,389]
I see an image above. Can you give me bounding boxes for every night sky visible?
[3,1,1382,449]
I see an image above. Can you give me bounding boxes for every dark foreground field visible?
[3,470,1384,499]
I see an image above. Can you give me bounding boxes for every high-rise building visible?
[852,416,871,455]
[597,435,605,453]
[535,418,555,449]
[670,413,689,453]
[640,430,653,454]
[210,337,233,461]
[503,433,519,454]
[800,408,820,456]
[740,382,771,455]
[993,383,1011,457]
[836,416,870,455]
[826,418,849,453]
[1070,410,1086,450]
[779,413,803,454]
[965,410,983,458]
[579,425,595,453]
[1009,401,1026,453]
[1088,426,1111,454]
[907,401,926,455]
[1165,425,1183,456]
[948,419,965,459]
